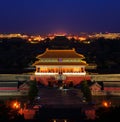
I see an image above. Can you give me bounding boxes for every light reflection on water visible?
[51,119,68,122]
[41,119,81,122]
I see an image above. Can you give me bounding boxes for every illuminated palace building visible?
[32,48,90,86]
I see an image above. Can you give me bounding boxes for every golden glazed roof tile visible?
[33,61,87,66]
[36,48,85,59]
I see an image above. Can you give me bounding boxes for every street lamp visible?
[12,101,20,109]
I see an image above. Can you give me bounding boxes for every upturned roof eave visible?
[36,48,85,59]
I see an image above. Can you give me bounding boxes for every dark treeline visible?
[0,36,120,74]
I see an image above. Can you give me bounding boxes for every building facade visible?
[32,48,90,86]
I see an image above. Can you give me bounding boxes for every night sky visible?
[0,0,120,35]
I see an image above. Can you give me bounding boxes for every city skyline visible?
[0,0,120,35]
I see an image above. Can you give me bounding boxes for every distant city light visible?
[0,32,120,44]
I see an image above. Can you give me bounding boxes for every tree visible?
[28,80,38,102]
[80,80,92,102]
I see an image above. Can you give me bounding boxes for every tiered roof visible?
[33,48,87,66]
[36,48,84,59]
[33,61,87,66]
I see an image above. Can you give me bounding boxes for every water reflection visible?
[43,118,80,122]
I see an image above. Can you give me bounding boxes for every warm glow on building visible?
[32,48,90,86]
[79,37,86,41]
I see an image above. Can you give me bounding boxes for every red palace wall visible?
[64,76,91,85]
[104,87,120,91]
[30,75,91,86]
[0,87,18,91]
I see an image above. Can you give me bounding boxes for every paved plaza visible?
[37,87,87,108]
